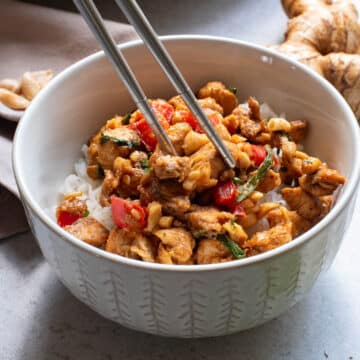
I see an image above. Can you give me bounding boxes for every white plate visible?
[0,102,23,122]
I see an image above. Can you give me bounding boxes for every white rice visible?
[261,187,288,207]
[260,103,278,120]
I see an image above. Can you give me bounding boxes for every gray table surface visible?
[2,1,360,359]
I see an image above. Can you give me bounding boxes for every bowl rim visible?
[13,34,360,272]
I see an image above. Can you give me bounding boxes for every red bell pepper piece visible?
[57,211,81,227]
[151,100,174,123]
[111,196,147,230]
[174,108,220,133]
[129,101,172,151]
[129,118,158,151]
[202,108,221,132]
[175,109,201,132]
[231,202,246,218]
[250,145,267,167]
[213,180,237,207]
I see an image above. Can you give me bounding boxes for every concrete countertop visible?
[1,1,359,359]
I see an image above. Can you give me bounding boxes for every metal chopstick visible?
[114,0,235,168]
[73,0,178,156]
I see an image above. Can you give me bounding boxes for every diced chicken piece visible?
[168,95,187,110]
[198,81,238,115]
[100,169,119,206]
[243,223,293,256]
[113,157,144,198]
[256,202,281,219]
[232,102,266,141]
[156,244,173,264]
[140,174,192,218]
[183,143,225,192]
[103,126,140,144]
[137,174,155,206]
[270,132,284,149]
[154,228,195,264]
[289,120,307,142]
[122,168,144,198]
[196,239,233,264]
[248,96,263,121]
[161,195,192,218]
[131,235,157,262]
[281,136,297,165]
[105,227,133,257]
[301,156,322,175]
[167,122,192,155]
[156,179,188,199]
[266,206,290,228]
[57,195,87,218]
[287,211,312,237]
[313,166,346,188]
[151,153,190,182]
[256,169,281,193]
[281,187,321,221]
[236,113,263,139]
[222,114,240,134]
[219,168,236,182]
[266,206,311,237]
[106,228,156,262]
[186,206,235,233]
[65,217,109,247]
[198,97,224,114]
[87,125,140,169]
[318,195,334,218]
[299,165,346,196]
[232,103,249,118]
[100,160,144,205]
[238,97,271,145]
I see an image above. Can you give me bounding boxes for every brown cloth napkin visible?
[0,0,138,238]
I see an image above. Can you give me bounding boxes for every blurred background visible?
[21,0,287,45]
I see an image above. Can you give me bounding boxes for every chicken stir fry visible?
[56,81,346,264]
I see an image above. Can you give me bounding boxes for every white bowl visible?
[13,36,360,337]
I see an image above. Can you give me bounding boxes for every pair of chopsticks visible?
[73,0,235,168]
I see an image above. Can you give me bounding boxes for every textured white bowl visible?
[13,36,360,338]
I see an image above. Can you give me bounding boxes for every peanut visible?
[268,117,291,132]
[21,70,53,100]
[0,88,29,110]
[0,78,21,94]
